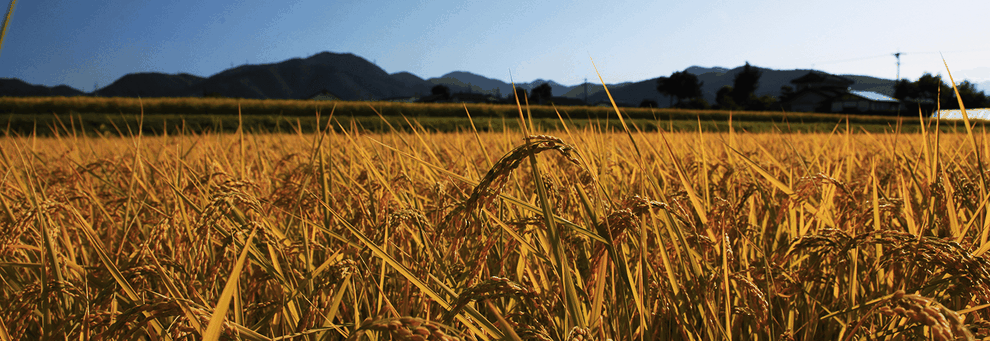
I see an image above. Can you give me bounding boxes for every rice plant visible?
[1,82,989,340]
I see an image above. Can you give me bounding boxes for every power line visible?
[811,54,891,66]
[812,49,990,66]
[807,49,990,80]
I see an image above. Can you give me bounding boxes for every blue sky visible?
[1,0,989,92]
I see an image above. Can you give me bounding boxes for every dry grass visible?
[2,103,990,340]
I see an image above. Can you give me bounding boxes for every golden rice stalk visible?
[439,135,581,236]
[876,290,974,341]
[346,316,474,341]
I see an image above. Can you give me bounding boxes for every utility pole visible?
[584,77,588,105]
[893,51,903,81]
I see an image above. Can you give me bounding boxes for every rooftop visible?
[937,108,990,121]
[848,90,898,103]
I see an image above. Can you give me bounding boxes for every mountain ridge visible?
[3,51,973,107]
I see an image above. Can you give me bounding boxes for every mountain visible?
[0,51,916,106]
[560,83,610,100]
[693,66,818,103]
[582,78,667,107]
[97,72,204,97]
[425,72,590,98]
[1,78,86,97]
[3,52,422,101]
[521,79,580,96]
[427,71,512,96]
[390,72,432,97]
[425,65,901,108]
[575,65,897,107]
[685,66,730,75]
[173,52,417,100]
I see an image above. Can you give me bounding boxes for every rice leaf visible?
[203,227,258,341]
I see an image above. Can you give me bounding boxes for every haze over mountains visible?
[3,51,986,107]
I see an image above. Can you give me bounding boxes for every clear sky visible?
[1,0,989,92]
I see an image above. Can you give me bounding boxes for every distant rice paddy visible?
[0,95,957,136]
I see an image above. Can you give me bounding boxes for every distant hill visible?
[685,66,730,75]
[560,83,609,100]
[1,78,86,97]
[584,78,667,107]
[97,72,204,97]
[426,72,590,99]
[0,51,917,106]
[427,71,512,96]
[390,72,432,97]
[522,79,579,96]
[573,66,896,107]
[692,66,825,104]
[174,52,417,100]
[3,52,426,101]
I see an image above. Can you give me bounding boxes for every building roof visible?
[306,89,340,101]
[847,90,898,103]
[790,71,855,86]
[937,108,990,121]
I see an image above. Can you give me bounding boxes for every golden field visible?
[0,95,939,136]
[2,113,990,340]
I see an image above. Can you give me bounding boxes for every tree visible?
[681,98,711,109]
[948,80,989,109]
[895,73,947,114]
[658,70,703,107]
[749,95,777,111]
[431,85,451,100]
[512,86,527,102]
[915,73,945,103]
[656,77,672,107]
[639,99,659,108]
[530,83,552,103]
[894,79,919,100]
[731,62,761,106]
[892,73,990,113]
[715,85,739,110]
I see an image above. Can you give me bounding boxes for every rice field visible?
[2,105,990,340]
[0,95,935,136]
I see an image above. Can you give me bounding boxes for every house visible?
[548,97,588,106]
[936,108,990,121]
[783,71,903,113]
[450,92,499,104]
[785,88,848,112]
[417,92,500,104]
[830,90,900,112]
[595,101,633,108]
[791,71,855,92]
[784,72,855,112]
[382,96,420,103]
[306,89,341,101]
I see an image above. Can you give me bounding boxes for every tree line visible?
[427,82,555,104]
[428,66,990,113]
[650,62,775,110]
[650,63,990,112]
[894,73,989,111]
